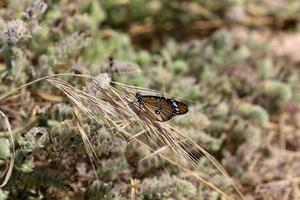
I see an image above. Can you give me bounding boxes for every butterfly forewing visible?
[143,97,174,121]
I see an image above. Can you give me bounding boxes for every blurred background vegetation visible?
[1,0,300,199]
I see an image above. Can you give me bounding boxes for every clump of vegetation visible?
[1,0,300,199]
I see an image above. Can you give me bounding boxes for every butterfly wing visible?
[142,96,175,122]
[172,100,189,115]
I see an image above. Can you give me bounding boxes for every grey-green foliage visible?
[139,174,197,200]
[229,118,262,149]
[170,77,204,101]
[77,116,127,156]
[9,46,30,85]
[205,120,228,136]
[0,138,11,159]
[99,157,128,182]
[52,32,91,60]
[9,126,68,198]
[170,30,251,90]
[86,181,126,200]
[124,141,164,176]
[261,80,292,101]
[258,58,274,79]
[197,131,222,152]
[55,121,86,154]
[92,128,126,156]
[0,190,9,200]
[51,103,73,122]
[22,168,68,189]
[234,102,269,126]
[1,0,300,199]
[23,127,49,148]
[14,127,49,173]
[173,106,210,128]
[78,1,106,32]
[38,31,91,75]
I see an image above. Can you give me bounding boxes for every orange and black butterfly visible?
[134,92,188,122]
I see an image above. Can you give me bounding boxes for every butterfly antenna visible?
[160,60,167,98]
[162,81,166,98]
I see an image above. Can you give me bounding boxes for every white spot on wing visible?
[171,100,178,108]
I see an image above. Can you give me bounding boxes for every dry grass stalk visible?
[73,108,100,181]
[0,111,15,188]
[102,58,142,76]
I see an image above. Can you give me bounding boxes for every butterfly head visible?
[136,92,143,104]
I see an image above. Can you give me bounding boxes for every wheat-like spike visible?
[77,77,245,199]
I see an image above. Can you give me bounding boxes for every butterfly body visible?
[135,92,188,122]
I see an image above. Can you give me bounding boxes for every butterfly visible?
[133,92,189,122]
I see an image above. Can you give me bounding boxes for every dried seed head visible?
[54,32,90,59]
[103,58,142,75]
[83,73,111,94]
[23,0,48,19]
[2,19,30,44]
[26,20,41,34]
[33,0,48,13]
[25,127,49,146]
[71,59,85,74]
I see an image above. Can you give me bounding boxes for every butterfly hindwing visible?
[135,93,189,122]
[172,100,189,115]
